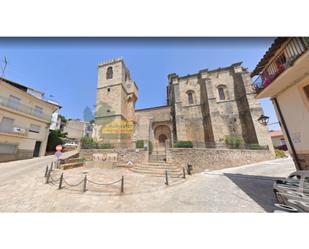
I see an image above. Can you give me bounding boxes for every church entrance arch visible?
[153,125,171,158]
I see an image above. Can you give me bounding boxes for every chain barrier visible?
[167,167,187,179]
[63,177,85,188]
[170,173,185,179]
[87,178,122,186]
[50,174,62,183]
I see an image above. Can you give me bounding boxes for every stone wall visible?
[167,148,274,173]
[80,148,148,165]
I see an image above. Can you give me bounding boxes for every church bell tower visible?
[94,58,138,147]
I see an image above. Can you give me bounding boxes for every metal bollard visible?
[121,176,124,193]
[44,166,49,177]
[187,164,192,175]
[165,170,169,185]
[183,167,186,179]
[58,173,64,190]
[83,175,87,192]
[45,168,51,184]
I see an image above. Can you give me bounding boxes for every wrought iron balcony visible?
[252,37,309,94]
[0,95,51,121]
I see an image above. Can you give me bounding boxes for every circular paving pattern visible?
[47,161,186,195]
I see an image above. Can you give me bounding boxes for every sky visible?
[0,37,280,130]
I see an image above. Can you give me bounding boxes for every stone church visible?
[94,57,272,155]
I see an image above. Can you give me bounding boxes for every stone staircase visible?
[129,161,185,177]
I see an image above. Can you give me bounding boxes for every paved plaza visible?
[0,152,296,212]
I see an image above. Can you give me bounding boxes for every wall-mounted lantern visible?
[257,114,270,126]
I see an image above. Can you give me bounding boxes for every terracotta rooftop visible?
[270,130,283,137]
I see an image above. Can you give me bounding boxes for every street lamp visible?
[257,114,270,126]
[257,114,281,127]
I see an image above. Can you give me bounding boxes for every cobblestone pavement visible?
[0,155,296,212]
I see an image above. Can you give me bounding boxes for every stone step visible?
[132,167,181,174]
[142,163,176,168]
[135,164,180,170]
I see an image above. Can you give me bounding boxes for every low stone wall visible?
[167,148,274,173]
[80,149,148,165]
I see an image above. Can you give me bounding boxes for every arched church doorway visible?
[153,125,171,160]
[158,134,168,149]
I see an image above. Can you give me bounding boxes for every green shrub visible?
[225,136,244,148]
[136,140,144,149]
[99,143,113,149]
[80,136,97,149]
[275,149,285,158]
[174,141,193,148]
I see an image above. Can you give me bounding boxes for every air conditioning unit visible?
[13,127,26,134]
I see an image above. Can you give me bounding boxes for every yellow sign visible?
[101,120,134,135]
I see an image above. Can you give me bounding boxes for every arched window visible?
[186,90,195,104]
[218,86,226,100]
[106,67,113,79]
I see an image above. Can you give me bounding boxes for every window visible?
[0,143,17,154]
[218,87,225,100]
[8,95,21,110]
[106,66,113,79]
[0,117,14,132]
[33,105,43,117]
[186,91,195,105]
[29,124,40,133]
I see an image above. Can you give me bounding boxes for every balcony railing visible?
[253,37,309,94]
[0,95,51,121]
[0,126,28,136]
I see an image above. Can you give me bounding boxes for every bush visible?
[174,141,193,148]
[80,136,112,149]
[99,143,113,149]
[80,136,97,149]
[225,136,244,148]
[275,149,286,158]
[247,144,264,150]
[136,140,144,149]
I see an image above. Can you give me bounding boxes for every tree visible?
[58,114,67,131]
[46,129,67,152]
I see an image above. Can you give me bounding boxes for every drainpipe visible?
[272,97,301,170]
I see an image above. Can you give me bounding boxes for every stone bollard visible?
[58,173,64,190]
[121,176,124,193]
[83,175,87,192]
[165,170,169,185]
